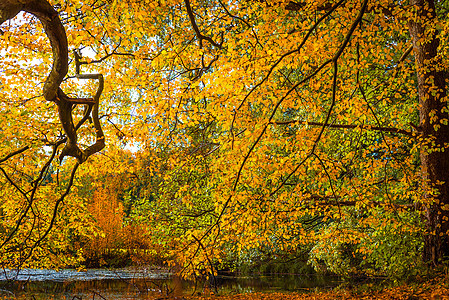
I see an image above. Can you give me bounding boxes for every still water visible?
[0,268,342,299]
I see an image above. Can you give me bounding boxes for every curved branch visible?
[22,0,68,102]
[57,88,84,162]
[2,1,104,163]
[184,0,222,49]
[56,50,105,163]
[0,1,22,25]
[74,51,105,162]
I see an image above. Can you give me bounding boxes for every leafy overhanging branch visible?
[229,0,345,147]
[22,161,80,264]
[0,144,56,253]
[267,0,369,199]
[185,0,370,268]
[0,141,82,268]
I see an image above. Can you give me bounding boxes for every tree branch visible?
[23,0,68,102]
[22,162,80,265]
[270,120,414,136]
[184,0,222,49]
[0,146,29,164]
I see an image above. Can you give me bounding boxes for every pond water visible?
[0,268,342,299]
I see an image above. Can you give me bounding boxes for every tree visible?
[407,0,449,266]
[0,0,105,269]
[1,0,448,275]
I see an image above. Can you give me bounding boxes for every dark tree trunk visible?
[408,0,449,266]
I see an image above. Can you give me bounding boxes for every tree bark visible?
[0,0,22,25]
[1,0,104,163]
[0,0,68,101]
[408,0,449,266]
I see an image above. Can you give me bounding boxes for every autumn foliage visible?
[81,186,125,265]
[1,0,449,282]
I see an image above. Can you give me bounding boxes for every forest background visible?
[0,0,449,284]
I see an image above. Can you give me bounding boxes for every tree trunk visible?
[408,0,449,266]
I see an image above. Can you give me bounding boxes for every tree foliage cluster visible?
[1,0,449,279]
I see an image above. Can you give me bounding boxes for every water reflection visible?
[0,268,342,299]
[0,277,170,300]
[217,274,340,293]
